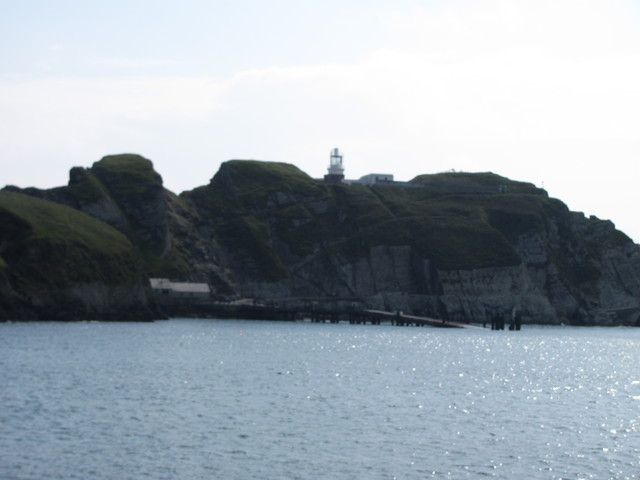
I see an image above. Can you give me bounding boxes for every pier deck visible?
[361,310,480,329]
[158,298,483,328]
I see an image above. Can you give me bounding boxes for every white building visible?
[354,173,394,185]
[149,278,211,298]
[324,148,345,184]
[321,147,396,186]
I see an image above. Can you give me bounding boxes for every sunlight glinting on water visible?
[1,320,639,479]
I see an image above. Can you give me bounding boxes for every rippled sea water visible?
[1,320,639,479]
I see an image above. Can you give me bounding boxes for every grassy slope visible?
[0,190,139,284]
[55,167,109,202]
[184,161,326,280]
[411,171,545,194]
[332,183,524,269]
[91,154,163,195]
[185,162,563,275]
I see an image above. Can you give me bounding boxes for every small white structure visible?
[319,148,398,186]
[324,148,345,183]
[150,278,210,298]
[356,173,394,185]
[328,148,344,176]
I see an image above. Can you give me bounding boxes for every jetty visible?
[157,299,479,329]
[356,310,479,329]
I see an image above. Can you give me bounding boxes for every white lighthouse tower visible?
[324,147,345,184]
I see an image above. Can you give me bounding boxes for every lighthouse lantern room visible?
[324,147,345,184]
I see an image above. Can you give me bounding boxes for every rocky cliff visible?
[181,161,640,325]
[5,155,640,325]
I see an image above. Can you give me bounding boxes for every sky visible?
[2,0,640,241]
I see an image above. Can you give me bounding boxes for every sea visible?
[1,319,638,480]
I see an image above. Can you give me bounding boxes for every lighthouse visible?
[324,147,345,184]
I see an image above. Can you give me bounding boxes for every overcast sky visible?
[2,0,640,241]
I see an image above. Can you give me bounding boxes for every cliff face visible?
[180,161,640,325]
[0,191,158,320]
[6,156,640,325]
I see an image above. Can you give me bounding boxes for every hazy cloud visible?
[2,0,640,239]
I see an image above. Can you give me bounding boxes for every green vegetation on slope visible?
[185,161,546,273]
[367,187,524,268]
[184,161,328,280]
[411,171,545,195]
[0,191,138,283]
[62,167,109,202]
[0,191,130,254]
[183,160,632,281]
[91,154,163,196]
[214,160,323,198]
